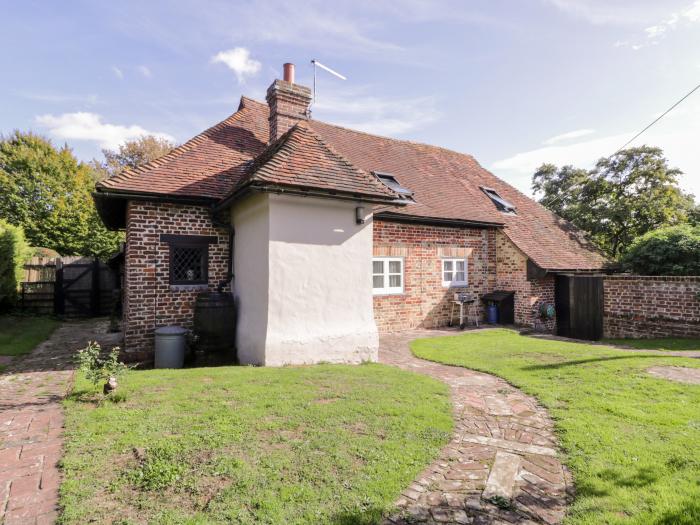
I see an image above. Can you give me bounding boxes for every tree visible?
[533,146,697,259]
[0,131,122,258]
[621,225,700,275]
[0,220,31,310]
[91,135,175,180]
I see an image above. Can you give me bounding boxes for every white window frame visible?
[442,258,468,287]
[372,257,404,295]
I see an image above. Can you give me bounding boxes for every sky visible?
[1,0,699,199]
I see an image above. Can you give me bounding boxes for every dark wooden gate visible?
[21,256,118,317]
[555,275,604,340]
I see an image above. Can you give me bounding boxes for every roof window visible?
[374,172,414,202]
[481,187,516,214]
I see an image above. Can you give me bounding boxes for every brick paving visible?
[0,319,120,525]
[380,330,573,525]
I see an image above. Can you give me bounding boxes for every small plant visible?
[76,341,129,395]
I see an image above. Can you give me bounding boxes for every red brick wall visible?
[372,220,497,331]
[124,202,230,354]
[495,231,556,331]
[603,276,700,338]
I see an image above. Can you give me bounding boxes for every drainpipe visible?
[210,209,234,293]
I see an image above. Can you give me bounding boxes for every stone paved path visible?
[380,330,572,525]
[0,319,120,525]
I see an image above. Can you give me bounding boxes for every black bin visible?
[481,291,515,325]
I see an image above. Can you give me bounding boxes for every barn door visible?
[555,275,604,340]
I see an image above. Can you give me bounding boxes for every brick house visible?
[95,63,609,365]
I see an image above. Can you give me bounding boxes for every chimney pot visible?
[283,63,295,84]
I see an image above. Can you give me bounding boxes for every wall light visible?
[355,206,365,224]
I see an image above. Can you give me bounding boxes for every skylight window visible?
[373,172,414,202]
[481,187,516,214]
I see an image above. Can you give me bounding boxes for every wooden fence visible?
[21,256,120,317]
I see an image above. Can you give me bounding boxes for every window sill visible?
[373,291,405,297]
[169,284,209,292]
[443,282,468,288]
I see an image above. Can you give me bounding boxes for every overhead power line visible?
[542,80,700,208]
[612,80,700,155]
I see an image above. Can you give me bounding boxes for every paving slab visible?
[380,329,571,525]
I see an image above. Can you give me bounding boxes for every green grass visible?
[412,329,700,525]
[60,364,452,525]
[0,315,59,370]
[603,338,700,352]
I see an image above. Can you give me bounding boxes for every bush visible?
[622,224,700,275]
[0,220,31,309]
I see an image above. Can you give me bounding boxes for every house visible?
[95,63,609,365]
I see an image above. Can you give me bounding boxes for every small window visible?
[372,257,404,295]
[481,187,516,214]
[161,234,217,286]
[442,258,467,287]
[373,172,414,202]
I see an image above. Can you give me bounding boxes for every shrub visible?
[76,341,129,395]
[622,224,700,275]
[0,220,31,310]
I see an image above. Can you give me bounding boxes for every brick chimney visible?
[266,63,312,142]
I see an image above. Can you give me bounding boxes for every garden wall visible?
[603,275,700,338]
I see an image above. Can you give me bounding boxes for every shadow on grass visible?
[654,498,700,525]
[521,354,693,371]
[328,507,385,525]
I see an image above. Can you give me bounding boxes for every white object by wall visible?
[232,192,378,365]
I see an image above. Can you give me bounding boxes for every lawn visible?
[0,315,59,370]
[412,329,700,525]
[603,337,700,352]
[60,364,452,525]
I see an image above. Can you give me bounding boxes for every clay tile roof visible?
[96,96,269,200]
[233,121,397,201]
[96,95,608,270]
[307,120,609,271]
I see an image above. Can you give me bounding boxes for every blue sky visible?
[2,0,699,199]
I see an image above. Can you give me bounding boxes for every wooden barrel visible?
[193,292,236,356]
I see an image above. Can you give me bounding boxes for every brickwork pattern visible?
[372,221,497,332]
[380,330,571,524]
[496,231,556,331]
[604,276,700,338]
[0,320,120,525]
[124,202,230,354]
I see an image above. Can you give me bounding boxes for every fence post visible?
[90,257,100,316]
[53,258,65,315]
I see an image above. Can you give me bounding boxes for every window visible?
[442,258,467,287]
[161,234,217,286]
[372,257,404,295]
[481,186,516,214]
[373,172,414,202]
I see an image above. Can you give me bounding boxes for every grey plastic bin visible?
[154,326,188,368]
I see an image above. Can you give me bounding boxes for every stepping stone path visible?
[380,330,572,524]
[0,319,120,525]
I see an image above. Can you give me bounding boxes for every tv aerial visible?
[310,59,347,114]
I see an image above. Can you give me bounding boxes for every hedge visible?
[622,224,700,276]
[0,220,31,310]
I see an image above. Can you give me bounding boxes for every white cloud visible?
[312,88,439,136]
[138,65,152,78]
[211,47,261,83]
[544,0,664,25]
[542,128,595,145]
[36,112,174,150]
[492,99,700,199]
[111,66,123,79]
[618,1,700,49]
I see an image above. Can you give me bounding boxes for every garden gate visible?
[554,274,604,340]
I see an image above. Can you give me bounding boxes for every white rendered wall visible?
[231,193,270,365]
[231,192,378,366]
[266,194,378,365]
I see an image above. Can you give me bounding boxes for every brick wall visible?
[124,201,230,355]
[495,231,556,331]
[372,220,497,331]
[603,276,700,338]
